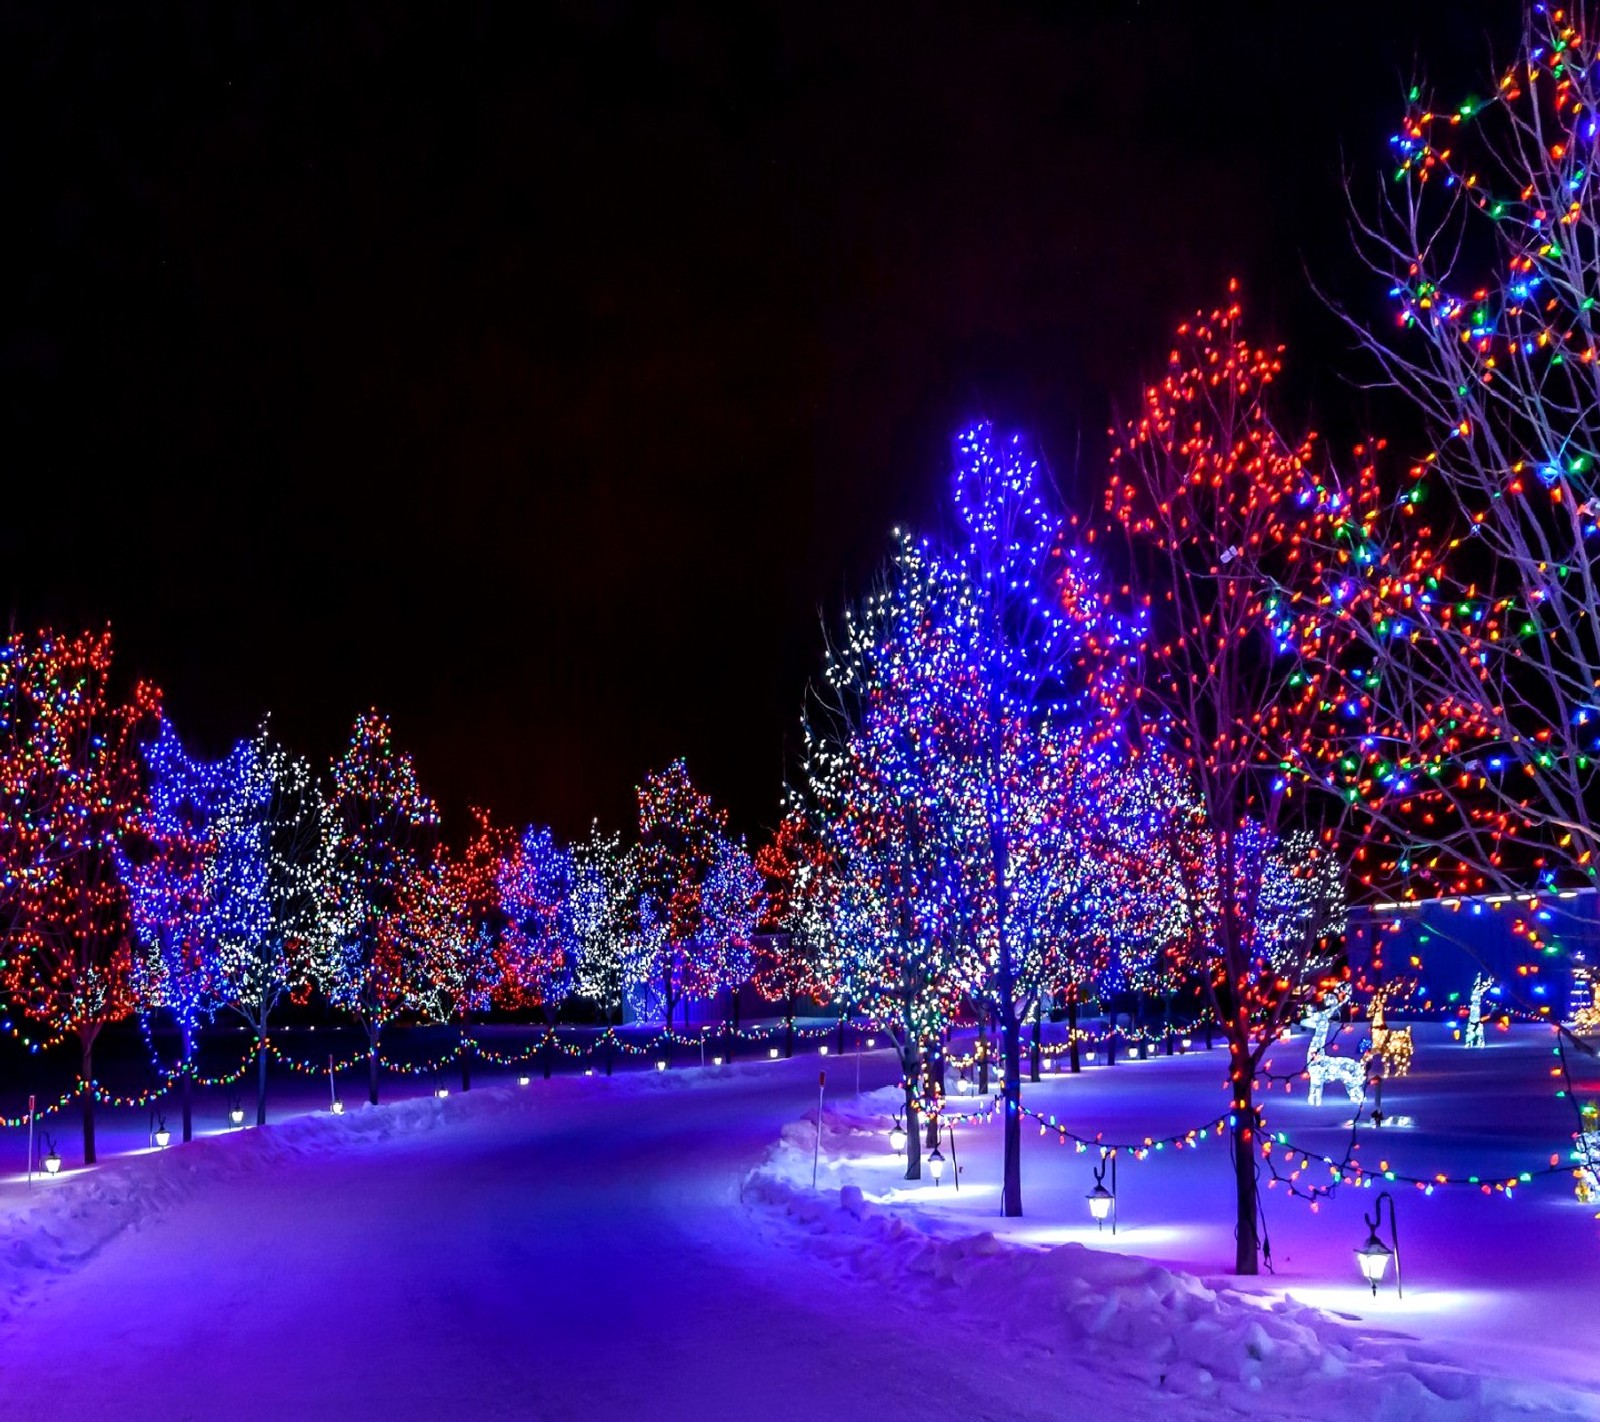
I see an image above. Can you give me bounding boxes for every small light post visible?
[1086,1152,1117,1234]
[928,1143,945,1185]
[888,1115,907,1155]
[1355,1190,1402,1298]
[152,1113,171,1150]
[42,1136,61,1177]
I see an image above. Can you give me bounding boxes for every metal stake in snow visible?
[812,1071,825,1190]
[25,1094,35,1187]
[328,1055,338,1110]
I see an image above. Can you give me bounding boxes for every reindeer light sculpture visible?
[1365,984,1414,1079]
[1464,973,1494,1049]
[1304,986,1366,1109]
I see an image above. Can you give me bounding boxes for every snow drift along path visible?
[0,1052,1592,1422]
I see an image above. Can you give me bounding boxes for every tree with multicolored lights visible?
[1097,294,1368,1273]
[0,628,161,1165]
[629,760,753,1029]
[753,811,834,1058]
[797,535,981,1182]
[401,810,510,1090]
[317,711,439,1104]
[498,822,577,1078]
[121,718,229,1143]
[210,723,327,1126]
[1332,4,1600,924]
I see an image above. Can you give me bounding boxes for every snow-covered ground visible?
[0,1024,1593,1421]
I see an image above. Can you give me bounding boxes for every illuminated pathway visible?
[1,1033,1593,1422]
[0,1055,1232,1422]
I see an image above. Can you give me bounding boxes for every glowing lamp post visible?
[518,1075,531,1087]
[1354,1191,1402,1298]
[888,1116,907,1155]
[928,1144,945,1185]
[1086,1153,1117,1233]
[43,1146,61,1177]
[229,1107,246,1128]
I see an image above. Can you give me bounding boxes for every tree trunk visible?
[1106,1017,1118,1066]
[977,1023,990,1096]
[542,1028,554,1081]
[729,988,739,1062]
[367,1038,381,1106]
[80,1033,97,1166]
[924,1044,942,1149]
[256,1037,269,1126]
[1030,1007,1042,1083]
[901,1043,921,1181]
[180,1058,193,1144]
[1068,988,1081,1073]
[837,1013,846,1055]
[604,1019,614,1077]
[785,991,795,1059]
[460,1016,472,1092]
[999,1001,1022,1217]
[1230,1029,1260,1275]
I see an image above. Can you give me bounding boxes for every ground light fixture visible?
[655,1060,666,1072]
[1354,1190,1403,1297]
[153,1119,171,1149]
[928,1144,945,1185]
[518,1075,530,1087]
[331,1100,345,1115]
[769,1047,779,1059]
[712,1055,723,1067]
[1086,1153,1117,1233]
[41,1135,60,1176]
[229,1106,245,1128]
[819,1045,829,1056]
[888,1116,907,1154]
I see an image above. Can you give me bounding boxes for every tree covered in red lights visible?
[1097,293,1363,1273]
[753,810,834,1058]
[0,628,161,1164]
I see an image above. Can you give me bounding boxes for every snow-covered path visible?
[0,1057,1187,1422]
[1,1043,1594,1421]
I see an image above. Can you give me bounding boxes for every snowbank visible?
[746,1099,1596,1422]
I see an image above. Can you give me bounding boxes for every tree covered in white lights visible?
[316,711,439,1105]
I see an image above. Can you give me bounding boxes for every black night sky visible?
[4,2,1512,842]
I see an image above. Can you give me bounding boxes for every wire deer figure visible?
[1464,973,1494,1049]
[1303,985,1366,1109]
